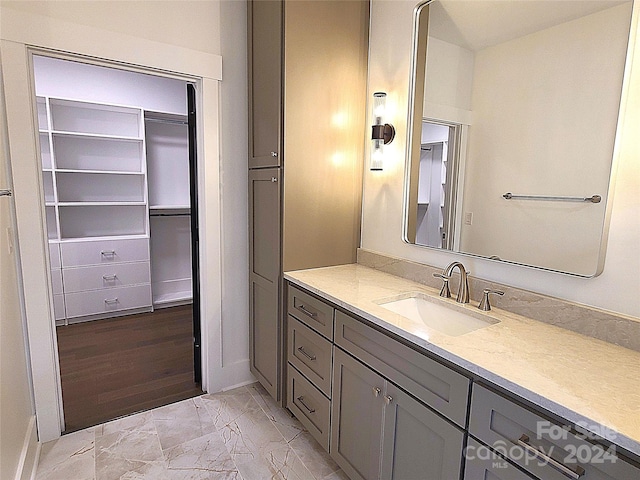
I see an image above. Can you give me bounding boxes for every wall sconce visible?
[370,92,395,171]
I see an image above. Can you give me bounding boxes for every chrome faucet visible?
[433,262,470,304]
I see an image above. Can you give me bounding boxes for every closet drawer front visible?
[287,364,331,451]
[61,238,149,267]
[288,316,333,397]
[470,384,640,480]
[53,294,66,321]
[49,242,61,269]
[63,262,151,293]
[287,285,334,340]
[335,310,470,428]
[51,269,63,295]
[65,284,152,318]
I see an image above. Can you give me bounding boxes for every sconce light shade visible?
[370,92,395,171]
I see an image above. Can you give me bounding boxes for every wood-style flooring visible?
[56,305,202,433]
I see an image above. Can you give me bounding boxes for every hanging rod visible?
[150,212,191,217]
[145,117,188,126]
[502,193,602,203]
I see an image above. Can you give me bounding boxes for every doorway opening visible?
[33,55,202,432]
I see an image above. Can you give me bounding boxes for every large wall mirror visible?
[403,0,634,276]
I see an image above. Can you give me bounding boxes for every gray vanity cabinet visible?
[249,168,281,398]
[380,381,464,480]
[332,347,464,480]
[464,439,536,480]
[331,348,386,480]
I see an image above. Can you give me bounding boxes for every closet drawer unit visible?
[287,364,331,451]
[287,315,333,397]
[62,261,151,293]
[287,285,334,340]
[334,310,470,428]
[470,384,640,480]
[64,284,152,318]
[464,438,536,480]
[53,294,66,321]
[49,242,61,269]
[60,238,149,267]
[50,269,63,295]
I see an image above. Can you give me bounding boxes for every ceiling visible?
[428,0,631,51]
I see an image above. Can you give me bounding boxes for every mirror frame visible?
[402,0,634,277]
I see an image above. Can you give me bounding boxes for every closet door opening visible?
[33,55,202,432]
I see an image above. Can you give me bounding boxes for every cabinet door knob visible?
[270,151,278,157]
[271,177,278,183]
[384,395,393,405]
[373,387,381,397]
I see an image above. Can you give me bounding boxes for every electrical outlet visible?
[464,212,473,225]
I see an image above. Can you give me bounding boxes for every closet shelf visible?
[55,169,145,176]
[153,291,193,306]
[58,201,147,207]
[57,234,149,243]
[149,205,191,210]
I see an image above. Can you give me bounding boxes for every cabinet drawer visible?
[287,284,334,340]
[287,364,331,451]
[61,238,149,267]
[49,242,61,269]
[63,261,150,293]
[287,315,333,397]
[65,284,152,318]
[464,438,536,480]
[335,310,470,427]
[53,294,65,321]
[51,269,63,295]
[470,384,640,480]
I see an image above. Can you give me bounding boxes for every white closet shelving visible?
[39,96,153,324]
[145,111,193,308]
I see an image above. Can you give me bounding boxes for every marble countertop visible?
[284,264,640,457]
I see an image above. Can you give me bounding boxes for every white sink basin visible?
[375,292,499,337]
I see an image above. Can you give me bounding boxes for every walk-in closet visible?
[34,55,201,431]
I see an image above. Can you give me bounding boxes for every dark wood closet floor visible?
[56,305,202,433]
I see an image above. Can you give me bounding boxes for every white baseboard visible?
[207,358,254,394]
[14,415,39,480]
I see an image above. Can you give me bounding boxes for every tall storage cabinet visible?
[248,0,369,402]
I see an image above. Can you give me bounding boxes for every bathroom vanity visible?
[284,264,640,480]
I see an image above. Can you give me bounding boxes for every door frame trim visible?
[0,6,222,442]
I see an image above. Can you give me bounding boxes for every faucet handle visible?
[432,273,451,298]
[478,289,504,311]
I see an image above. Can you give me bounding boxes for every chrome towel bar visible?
[502,193,601,203]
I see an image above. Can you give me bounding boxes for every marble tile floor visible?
[35,382,348,480]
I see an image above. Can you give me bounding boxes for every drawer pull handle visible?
[101,250,116,257]
[270,151,278,157]
[296,396,315,414]
[296,304,317,319]
[297,346,316,361]
[104,298,119,305]
[517,435,585,479]
[102,274,117,281]
[384,395,393,405]
[373,387,381,397]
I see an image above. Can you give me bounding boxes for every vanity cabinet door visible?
[249,168,281,400]
[332,348,385,480]
[381,382,464,480]
[248,0,282,169]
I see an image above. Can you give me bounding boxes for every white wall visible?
[33,55,188,114]
[459,5,630,276]
[0,60,38,480]
[0,0,252,441]
[362,0,640,318]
